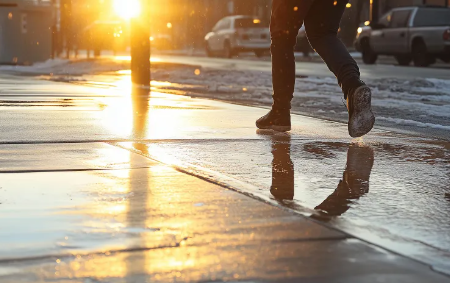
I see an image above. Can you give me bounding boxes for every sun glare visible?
[113,0,141,19]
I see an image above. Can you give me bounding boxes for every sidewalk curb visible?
[114,142,450,279]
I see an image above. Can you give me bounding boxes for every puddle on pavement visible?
[0,143,174,262]
[0,98,83,109]
[0,167,179,261]
[120,135,450,273]
[47,71,207,95]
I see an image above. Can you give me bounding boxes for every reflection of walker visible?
[315,144,374,217]
[270,135,295,201]
[268,139,375,218]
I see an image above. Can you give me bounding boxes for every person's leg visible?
[256,0,313,132]
[270,0,313,109]
[304,0,362,98]
[304,0,375,137]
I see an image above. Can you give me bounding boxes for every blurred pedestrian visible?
[256,0,375,138]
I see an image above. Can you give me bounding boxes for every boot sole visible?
[348,86,375,138]
[256,124,291,132]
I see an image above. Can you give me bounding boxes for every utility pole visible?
[131,0,151,87]
[370,0,379,23]
[60,0,72,58]
[51,0,57,59]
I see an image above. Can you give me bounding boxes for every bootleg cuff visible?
[272,102,292,110]
[341,78,365,99]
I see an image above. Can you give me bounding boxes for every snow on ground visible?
[0,58,130,76]
[0,59,70,74]
[145,64,450,139]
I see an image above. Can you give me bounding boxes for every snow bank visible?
[0,59,70,74]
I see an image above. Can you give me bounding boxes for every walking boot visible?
[347,85,375,138]
[256,109,291,132]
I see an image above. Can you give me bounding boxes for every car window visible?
[219,18,231,30]
[213,21,221,31]
[390,10,411,28]
[413,8,450,27]
[378,12,392,28]
[213,19,229,31]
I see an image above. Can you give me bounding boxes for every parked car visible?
[151,34,173,50]
[354,6,450,67]
[205,15,270,58]
[82,20,127,57]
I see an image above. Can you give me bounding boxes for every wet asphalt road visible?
[0,74,449,275]
[156,54,450,80]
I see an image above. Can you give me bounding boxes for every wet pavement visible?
[128,135,450,272]
[1,143,446,282]
[0,74,449,281]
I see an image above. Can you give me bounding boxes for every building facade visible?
[59,0,450,52]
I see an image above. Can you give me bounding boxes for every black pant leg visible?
[270,0,314,109]
[304,0,363,98]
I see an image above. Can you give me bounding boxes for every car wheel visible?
[395,55,412,66]
[254,50,265,58]
[412,40,432,67]
[223,41,233,59]
[361,39,377,64]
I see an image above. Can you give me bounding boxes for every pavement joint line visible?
[0,134,421,147]
[0,95,114,98]
[113,143,450,279]
[0,237,352,265]
[0,138,314,145]
[0,167,153,174]
[0,242,184,265]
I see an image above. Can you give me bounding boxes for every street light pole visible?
[370,0,379,23]
[131,0,151,87]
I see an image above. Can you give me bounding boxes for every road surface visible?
[157,54,450,80]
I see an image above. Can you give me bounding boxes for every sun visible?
[113,0,141,19]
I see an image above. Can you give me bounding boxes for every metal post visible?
[131,0,151,87]
[60,0,72,59]
[51,0,57,59]
[370,0,379,23]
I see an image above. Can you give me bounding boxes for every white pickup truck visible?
[355,6,450,67]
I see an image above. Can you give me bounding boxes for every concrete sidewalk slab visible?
[120,136,450,272]
[0,143,152,172]
[0,143,344,259]
[0,143,448,283]
[0,75,393,143]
